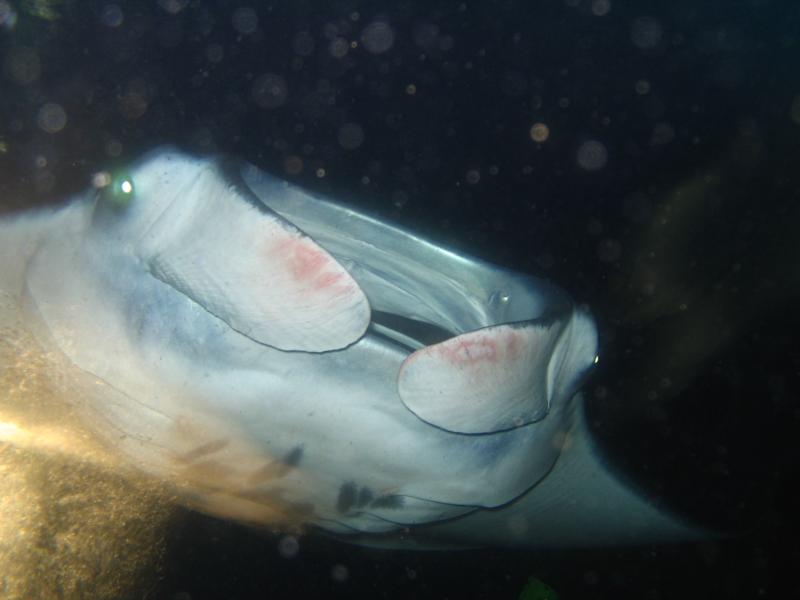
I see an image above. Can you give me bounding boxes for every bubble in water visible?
[361,21,395,54]
[293,30,315,56]
[576,140,608,171]
[100,4,123,27]
[37,103,67,133]
[252,73,288,109]
[338,122,364,150]
[631,17,663,49]
[278,535,299,558]
[529,122,550,143]
[232,7,258,34]
[4,47,40,85]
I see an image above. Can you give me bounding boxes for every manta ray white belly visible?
[1,147,702,547]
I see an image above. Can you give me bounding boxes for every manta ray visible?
[0,147,701,548]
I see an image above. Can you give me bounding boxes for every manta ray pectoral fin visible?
[397,308,597,434]
[139,165,370,352]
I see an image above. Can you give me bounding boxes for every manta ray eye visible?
[94,170,136,208]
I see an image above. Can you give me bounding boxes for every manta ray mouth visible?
[368,310,456,350]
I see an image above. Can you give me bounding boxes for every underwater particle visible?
[36,103,67,133]
[631,17,663,49]
[413,21,439,49]
[231,6,258,34]
[277,534,299,558]
[293,30,315,56]
[591,0,611,16]
[518,576,558,600]
[650,122,675,145]
[20,0,62,20]
[489,165,499,175]
[790,94,800,125]
[118,81,149,120]
[157,0,187,14]
[635,78,651,94]
[252,73,288,109]
[529,122,550,142]
[329,36,349,58]
[597,238,622,262]
[465,169,480,184]
[576,140,608,171]
[361,20,395,54]
[206,43,224,63]
[316,167,326,178]
[4,46,41,85]
[506,514,529,536]
[392,190,408,209]
[92,171,112,188]
[338,123,364,150]
[283,155,303,175]
[106,139,123,157]
[405,83,417,95]
[99,4,123,27]
[331,563,349,583]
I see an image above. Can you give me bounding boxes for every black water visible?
[1,0,798,598]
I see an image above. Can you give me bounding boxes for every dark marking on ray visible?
[337,481,358,514]
[283,445,304,468]
[175,438,230,463]
[371,495,405,509]
[357,486,374,508]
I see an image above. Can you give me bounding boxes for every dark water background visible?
[1,0,799,598]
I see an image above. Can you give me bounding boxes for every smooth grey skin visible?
[0,147,701,547]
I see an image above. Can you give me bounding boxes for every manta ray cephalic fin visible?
[397,309,597,434]
[139,165,371,352]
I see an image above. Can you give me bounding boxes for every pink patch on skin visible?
[436,334,499,365]
[503,329,522,359]
[269,236,348,293]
